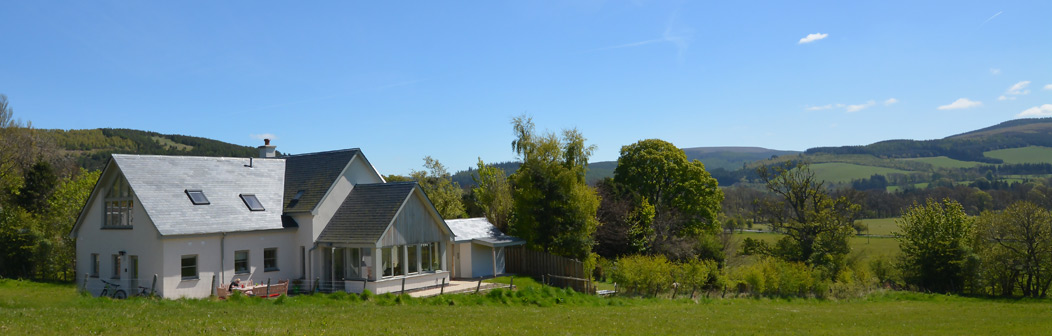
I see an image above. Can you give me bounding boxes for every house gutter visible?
[220,232,227,285]
[308,243,318,291]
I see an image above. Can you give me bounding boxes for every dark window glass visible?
[240,194,265,211]
[185,190,210,205]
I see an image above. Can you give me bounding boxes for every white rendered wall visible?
[161,229,297,299]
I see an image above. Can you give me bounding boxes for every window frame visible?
[234,250,250,274]
[240,194,265,211]
[102,175,135,229]
[185,189,210,205]
[407,245,419,274]
[111,254,121,279]
[263,248,278,272]
[181,255,198,280]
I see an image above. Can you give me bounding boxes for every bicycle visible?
[135,286,152,297]
[99,279,127,299]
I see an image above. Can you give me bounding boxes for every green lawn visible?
[900,156,983,169]
[985,146,1052,164]
[2,280,1051,335]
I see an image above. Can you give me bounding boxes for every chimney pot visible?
[264,138,271,146]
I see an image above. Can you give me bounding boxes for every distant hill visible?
[806,118,1052,163]
[39,128,261,171]
[681,147,800,171]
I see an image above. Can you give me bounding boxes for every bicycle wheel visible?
[113,289,127,299]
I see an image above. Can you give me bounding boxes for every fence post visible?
[475,279,482,293]
[211,275,216,297]
[266,278,271,298]
[401,277,406,294]
[440,277,446,295]
[151,274,158,296]
[509,276,514,290]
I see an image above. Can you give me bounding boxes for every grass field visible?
[985,146,1052,164]
[731,232,900,263]
[900,156,983,169]
[2,280,1051,335]
[809,163,913,184]
[856,218,899,236]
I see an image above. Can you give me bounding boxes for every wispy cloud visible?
[846,100,876,112]
[250,133,277,141]
[999,95,1013,101]
[806,104,835,111]
[980,11,1003,27]
[938,98,982,110]
[884,98,899,106]
[1017,104,1052,118]
[990,68,1001,75]
[591,13,692,61]
[1045,84,1052,90]
[798,33,828,44]
[1006,80,1031,95]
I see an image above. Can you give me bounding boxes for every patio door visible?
[129,255,139,292]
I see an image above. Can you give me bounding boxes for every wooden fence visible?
[505,246,593,294]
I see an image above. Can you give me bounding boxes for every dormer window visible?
[185,190,210,205]
[103,174,134,228]
[240,194,265,211]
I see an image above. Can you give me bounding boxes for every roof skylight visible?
[240,194,265,211]
[185,190,210,205]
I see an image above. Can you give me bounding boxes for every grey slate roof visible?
[112,154,286,236]
[445,217,525,247]
[316,182,417,244]
[283,149,360,213]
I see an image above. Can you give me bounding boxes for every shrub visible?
[611,255,673,296]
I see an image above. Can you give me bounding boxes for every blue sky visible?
[2,1,1051,175]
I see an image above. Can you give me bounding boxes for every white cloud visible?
[798,33,828,44]
[938,98,982,110]
[1044,84,1052,90]
[1006,81,1031,95]
[250,133,278,141]
[998,95,1014,101]
[846,100,876,112]
[980,11,1003,26]
[1017,104,1052,118]
[806,104,835,111]
[884,98,898,106]
[990,68,1001,75]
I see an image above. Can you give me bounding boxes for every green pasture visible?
[985,146,1052,164]
[2,279,1050,335]
[732,232,900,263]
[809,162,913,184]
[856,218,899,236]
[900,156,982,169]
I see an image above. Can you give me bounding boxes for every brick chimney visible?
[258,139,276,158]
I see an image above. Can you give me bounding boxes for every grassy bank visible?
[2,280,1050,335]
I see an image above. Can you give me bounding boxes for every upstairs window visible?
[185,190,210,205]
[240,194,265,211]
[104,175,134,228]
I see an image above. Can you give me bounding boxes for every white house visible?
[70,141,454,298]
[445,217,524,279]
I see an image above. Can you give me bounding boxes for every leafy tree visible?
[508,116,600,260]
[896,198,973,293]
[383,174,413,182]
[411,156,466,219]
[973,201,1052,297]
[16,161,58,213]
[612,139,723,240]
[471,158,512,231]
[757,161,860,271]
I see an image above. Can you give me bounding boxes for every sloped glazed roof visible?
[112,154,286,236]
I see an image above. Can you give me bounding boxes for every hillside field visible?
[985,146,1052,164]
[808,163,913,184]
[2,280,1050,335]
[732,232,900,263]
[899,156,982,169]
